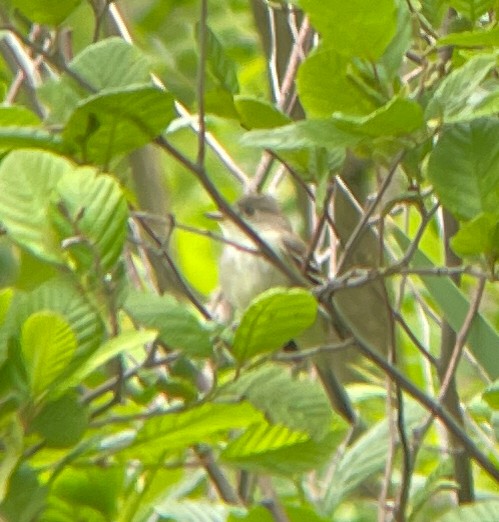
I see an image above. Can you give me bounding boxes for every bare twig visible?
[196,0,208,167]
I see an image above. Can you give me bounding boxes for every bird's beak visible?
[205,210,224,221]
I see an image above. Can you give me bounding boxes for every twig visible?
[194,445,241,504]
[273,338,355,361]
[155,136,307,286]
[336,151,405,273]
[438,276,486,403]
[133,213,212,320]
[196,0,208,167]
[348,333,499,484]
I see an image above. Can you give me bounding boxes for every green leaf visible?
[332,96,424,137]
[51,167,128,272]
[410,460,455,520]
[234,96,291,129]
[0,464,46,522]
[378,1,412,81]
[221,422,338,475]
[425,53,498,123]
[0,288,13,328]
[438,26,499,47]
[6,279,105,357]
[450,213,499,258]
[221,365,337,440]
[0,416,23,502]
[0,106,40,126]
[155,500,228,522]
[30,392,88,447]
[298,0,398,60]
[392,227,499,379]
[242,119,362,151]
[426,119,499,221]
[324,404,423,511]
[124,291,212,357]
[38,37,153,124]
[448,0,495,22]
[0,150,73,263]
[483,380,499,409]
[297,48,378,117]
[232,288,318,362]
[46,466,124,520]
[63,86,175,164]
[119,402,263,462]
[472,89,499,119]
[67,37,152,92]
[21,311,77,400]
[0,127,66,153]
[438,500,499,522]
[61,330,157,390]
[195,24,239,94]
[10,0,81,25]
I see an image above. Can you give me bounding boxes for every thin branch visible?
[348,332,499,483]
[155,136,308,286]
[196,0,208,167]
[194,445,241,504]
[132,211,258,254]
[134,212,212,320]
[273,338,355,361]
[438,276,486,403]
[336,151,405,273]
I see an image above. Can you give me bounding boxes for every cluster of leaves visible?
[0,0,498,521]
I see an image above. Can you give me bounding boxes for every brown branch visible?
[346,332,499,484]
[133,213,212,320]
[336,151,405,274]
[196,0,208,167]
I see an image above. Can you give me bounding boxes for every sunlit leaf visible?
[483,380,499,409]
[450,213,499,258]
[234,96,291,129]
[118,402,263,462]
[221,422,338,475]
[297,47,378,117]
[298,0,398,60]
[438,26,499,47]
[10,0,81,25]
[21,311,77,399]
[51,167,128,272]
[0,150,73,263]
[232,288,318,362]
[6,279,105,357]
[332,96,424,137]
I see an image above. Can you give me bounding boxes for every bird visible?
[209,193,358,425]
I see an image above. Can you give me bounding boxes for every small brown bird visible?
[210,193,357,424]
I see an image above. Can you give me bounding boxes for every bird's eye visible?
[244,206,255,216]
